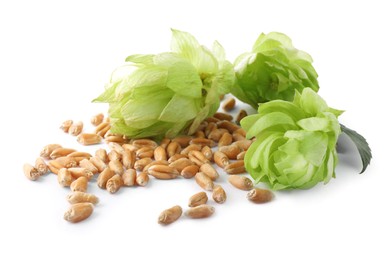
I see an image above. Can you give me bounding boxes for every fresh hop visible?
[94,29,234,139]
[233,32,319,109]
[241,88,343,190]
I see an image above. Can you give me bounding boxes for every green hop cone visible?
[233,32,320,109]
[93,29,234,139]
[241,88,343,190]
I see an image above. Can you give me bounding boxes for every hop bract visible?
[233,32,319,109]
[94,29,234,139]
[241,88,343,190]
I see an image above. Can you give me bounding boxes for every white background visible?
[1,0,388,259]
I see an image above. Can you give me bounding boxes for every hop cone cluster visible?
[233,32,319,109]
[94,30,234,139]
[241,88,343,190]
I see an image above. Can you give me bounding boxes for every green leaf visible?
[212,41,226,62]
[92,82,119,103]
[153,52,184,67]
[297,88,328,116]
[166,61,202,98]
[170,29,201,58]
[212,61,235,95]
[246,111,297,139]
[125,54,155,64]
[120,92,171,122]
[187,105,210,135]
[297,117,329,131]
[340,124,372,173]
[115,66,168,97]
[159,94,199,122]
[170,29,218,75]
[240,113,261,133]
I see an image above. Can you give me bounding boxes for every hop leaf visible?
[94,30,234,139]
[241,88,342,190]
[233,32,320,109]
[340,124,372,174]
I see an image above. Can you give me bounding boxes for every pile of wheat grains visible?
[23,97,273,225]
